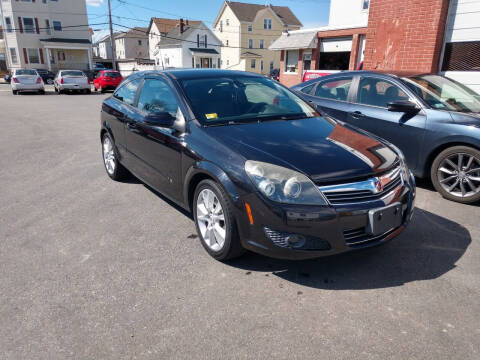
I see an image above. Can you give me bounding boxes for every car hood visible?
[203,117,399,184]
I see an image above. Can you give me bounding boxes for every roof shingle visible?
[227,2,302,26]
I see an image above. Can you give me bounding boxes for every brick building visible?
[270,0,480,93]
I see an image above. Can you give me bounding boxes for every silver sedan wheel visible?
[103,136,116,175]
[196,189,226,251]
[438,152,480,198]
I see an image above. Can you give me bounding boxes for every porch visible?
[40,38,93,72]
[189,48,220,68]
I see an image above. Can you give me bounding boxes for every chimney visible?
[179,18,185,33]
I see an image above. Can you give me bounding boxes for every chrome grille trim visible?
[319,166,404,205]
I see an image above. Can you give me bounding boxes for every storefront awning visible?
[269,31,317,51]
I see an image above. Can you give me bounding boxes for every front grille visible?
[343,227,397,246]
[319,167,403,205]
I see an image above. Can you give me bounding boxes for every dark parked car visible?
[35,69,55,84]
[100,69,415,261]
[292,71,480,204]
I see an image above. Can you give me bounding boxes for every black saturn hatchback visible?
[100,69,416,260]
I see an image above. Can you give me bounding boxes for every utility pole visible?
[108,0,116,70]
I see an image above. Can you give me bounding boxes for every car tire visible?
[431,145,480,204]
[94,86,98,92]
[39,90,45,95]
[100,86,104,93]
[12,90,17,95]
[101,132,129,181]
[87,89,91,94]
[193,179,245,261]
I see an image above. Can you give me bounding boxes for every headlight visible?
[244,160,327,205]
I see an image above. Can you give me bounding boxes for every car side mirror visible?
[387,100,419,113]
[144,112,176,128]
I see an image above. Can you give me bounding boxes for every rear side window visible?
[314,77,353,101]
[357,77,409,108]
[137,78,179,117]
[113,78,142,106]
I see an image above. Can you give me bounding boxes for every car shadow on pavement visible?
[225,208,471,290]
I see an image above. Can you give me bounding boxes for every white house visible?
[153,20,222,69]
[0,0,93,71]
[115,27,149,60]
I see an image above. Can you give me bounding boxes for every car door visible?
[124,76,184,202]
[300,75,355,121]
[345,75,427,171]
[102,78,142,162]
[93,71,101,89]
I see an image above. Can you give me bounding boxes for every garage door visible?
[442,0,480,93]
[320,37,352,52]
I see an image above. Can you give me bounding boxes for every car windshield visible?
[179,75,317,125]
[104,72,121,78]
[16,70,37,76]
[403,75,480,113]
[62,71,84,77]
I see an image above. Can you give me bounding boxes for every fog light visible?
[286,234,306,248]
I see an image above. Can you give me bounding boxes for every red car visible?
[93,70,123,92]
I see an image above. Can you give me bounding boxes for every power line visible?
[113,23,278,51]
[2,22,109,33]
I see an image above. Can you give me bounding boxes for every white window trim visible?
[248,39,253,49]
[27,48,41,64]
[264,19,272,30]
[10,48,18,64]
[23,17,35,34]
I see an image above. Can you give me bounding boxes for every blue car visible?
[292,71,480,204]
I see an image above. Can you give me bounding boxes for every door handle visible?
[126,121,138,131]
[350,111,365,119]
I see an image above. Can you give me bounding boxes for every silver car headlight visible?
[245,160,327,205]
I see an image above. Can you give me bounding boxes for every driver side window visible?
[137,78,179,117]
[314,77,353,101]
[113,78,142,106]
[357,77,409,108]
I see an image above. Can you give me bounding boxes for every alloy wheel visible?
[102,136,116,175]
[437,152,480,198]
[196,189,226,251]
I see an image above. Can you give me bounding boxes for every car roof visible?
[127,69,265,81]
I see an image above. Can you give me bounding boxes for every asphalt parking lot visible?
[0,84,479,359]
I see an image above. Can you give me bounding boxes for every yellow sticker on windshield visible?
[205,113,218,119]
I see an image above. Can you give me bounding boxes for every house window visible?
[138,40,142,45]
[27,48,40,64]
[226,40,229,46]
[362,0,370,10]
[247,25,252,32]
[248,39,253,49]
[23,18,35,33]
[227,59,229,66]
[10,48,18,64]
[264,19,272,30]
[442,41,480,71]
[53,21,62,31]
[220,20,223,33]
[45,19,51,35]
[270,61,274,71]
[218,58,221,68]
[226,19,229,26]
[5,17,12,33]
[261,60,264,71]
[49,50,55,64]
[285,50,299,73]
[251,59,256,68]
[259,39,264,49]
[58,51,66,61]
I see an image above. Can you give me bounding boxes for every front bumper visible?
[234,172,416,260]
[11,83,44,91]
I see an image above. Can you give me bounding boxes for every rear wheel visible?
[193,180,245,261]
[102,133,129,181]
[39,90,45,95]
[12,90,17,95]
[431,146,480,204]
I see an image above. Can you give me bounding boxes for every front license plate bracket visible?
[366,202,402,236]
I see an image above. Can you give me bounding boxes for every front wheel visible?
[193,180,245,261]
[12,90,17,95]
[431,146,480,204]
